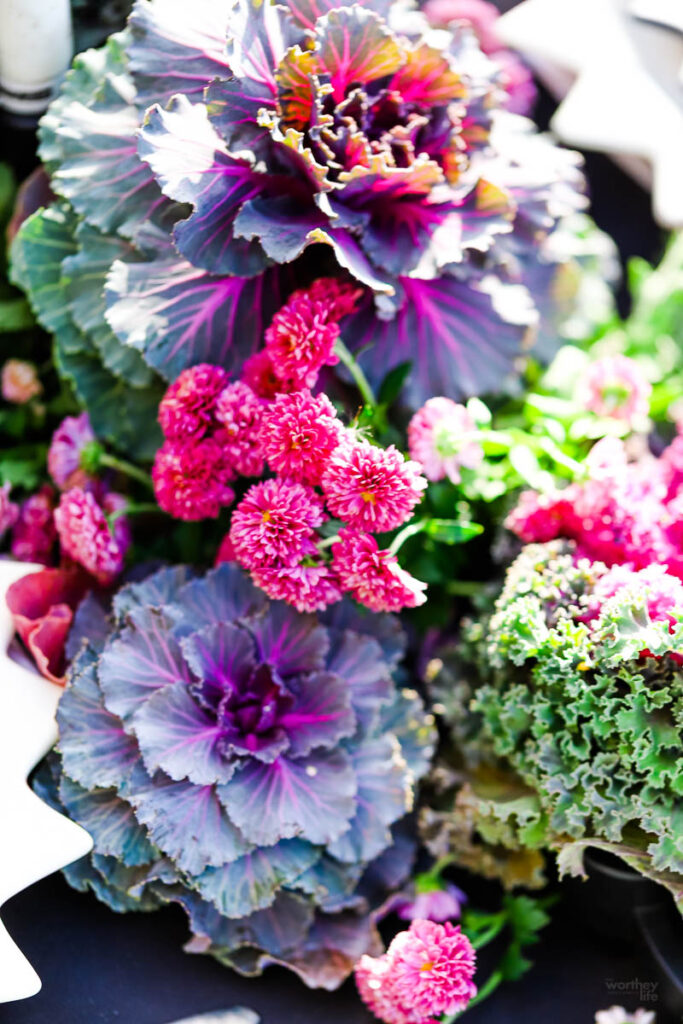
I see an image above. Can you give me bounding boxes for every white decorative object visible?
[0,0,73,115]
[497,0,683,228]
[0,560,92,1004]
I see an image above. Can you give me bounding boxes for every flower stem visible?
[108,501,163,524]
[317,535,338,553]
[99,452,155,492]
[388,520,426,556]
[335,339,377,410]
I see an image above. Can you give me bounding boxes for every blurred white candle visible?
[0,0,73,115]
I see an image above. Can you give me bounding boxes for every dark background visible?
[0,1,673,1023]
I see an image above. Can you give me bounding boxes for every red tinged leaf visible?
[7,567,91,685]
[276,46,319,130]
[389,44,467,108]
[314,8,404,103]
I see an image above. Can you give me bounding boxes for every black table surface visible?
[0,2,671,1023]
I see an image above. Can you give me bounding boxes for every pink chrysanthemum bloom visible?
[387,920,477,1020]
[577,355,651,425]
[158,363,229,441]
[332,529,427,612]
[229,478,326,571]
[356,955,412,1024]
[0,482,19,539]
[241,349,282,399]
[408,397,483,484]
[11,485,56,565]
[54,488,130,585]
[215,380,265,477]
[152,438,235,521]
[261,390,343,486]
[214,533,237,566]
[2,359,42,404]
[48,412,96,490]
[264,278,361,391]
[251,561,343,613]
[322,443,426,534]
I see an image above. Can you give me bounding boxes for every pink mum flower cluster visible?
[8,412,131,584]
[507,432,683,579]
[408,397,484,485]
[153,279,429,614]
[577,355,652,427]
[356,919,477,1024]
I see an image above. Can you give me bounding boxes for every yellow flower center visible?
[361,491,376,504]
[262,510,272,522]
[420,961,434,972]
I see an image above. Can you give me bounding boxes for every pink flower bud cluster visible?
[355,919,477,1024]
[152,280,428,613]
[11,412,132,583]
[506,431,683,580]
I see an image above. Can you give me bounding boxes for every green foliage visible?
[433,541,683,910]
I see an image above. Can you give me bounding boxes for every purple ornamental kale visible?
[12,0,599,427]
[47,564,436,987]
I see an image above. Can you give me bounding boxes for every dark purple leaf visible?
[132,682,235,786]
[343,274,536,404]
[181,622,257,694]
[243,602,329,678]
[127,0,231,108]
[139,97,270,276]
[325,631,393,731]
[280,671,356,758]
[58,647,139,790]
[105,244,292,382]
[219,748,356,846]
[329,736,410,863]
[58,775,156,866]
[98,606,193,721]
[171,565,267,636]
[196,840,319,917]
[126,764,251,875]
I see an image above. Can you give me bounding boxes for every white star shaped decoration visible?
[0,561,92,1004]
[497,0,683,227]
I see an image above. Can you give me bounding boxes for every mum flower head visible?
[158,363,229,441]
[11,485,57,565]
[48,412,96,490]
[54,487,130,585]
[261,390,343,486]
[241,350,282,400]
[215,380,265,478]
[264,278,362,392]
[356,919,477,1023]
[323,443,427,534]
[333,529,427,612]
[229,478,326,571]
[408,397,483,484]
[2,359,42,404]
[251,560,343,612]
[577,355,651,426]
[0,482,18,539]
[152,438,235,521]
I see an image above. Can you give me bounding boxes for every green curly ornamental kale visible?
[431,541,683,909]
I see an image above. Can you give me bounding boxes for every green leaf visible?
[424,518,484,545]
[0,296,35,333]
[378,361,412,406]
